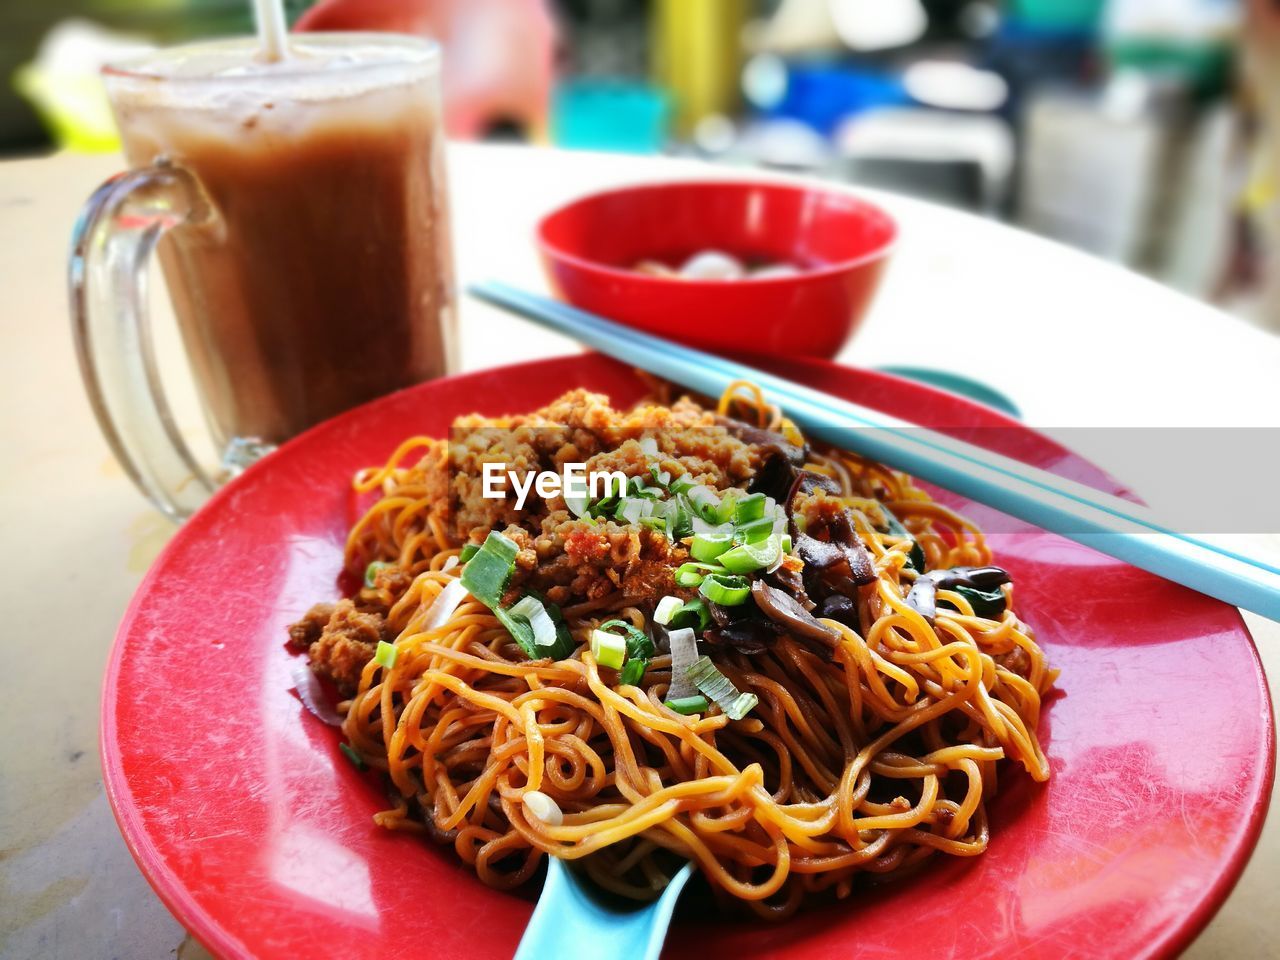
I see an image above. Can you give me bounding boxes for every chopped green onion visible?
[669,474,696,495]
[460,531,519,607]
[616,497,652,524]
[686,656,759,719]
[666,627,699,699]
[590,628,627,669]
[734,492,766,524]
[501,591,577,660]
[364,560,393,588]
[664,695,710,715]
[690,532,733,562]
[338,742,366,770]
[495,607,537,657]
[373,640,398,669]
[588,491,622,517]
[718,536,782,574]
[690,516,733,538]
[699,573,751,606]
[665,503,693,540]
[668,597,712,632]
[509,595,559,648]
[734,516,776,544]
[674,561,723,588]
[619,658,648,686]
[598,619,655,660]
[653,595,685,626]
[685,485,721,521]
[459,543,480,563]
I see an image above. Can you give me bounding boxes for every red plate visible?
[102,354,1274,960]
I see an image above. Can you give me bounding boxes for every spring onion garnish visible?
[421,578,469,631]
[338,742,366,770]
[598,619,655,660]
[690,532,733,562]
[686,656,759,719]
[653,595,684,626]
[373,640,398,669]
[509,595,558,648]
[733,492,766,524]
[669,474,696,495]
[619,657,648,686]
[460,531,518,607]
[460,538,576,660]
[718,536,782,574]
[709,490,741,525]
[364,560,393,588]
[664,695,710,715]
[663,501,692,539]
[590,628,627,669]
[734,516,775,544]
[698,572,751,606]
[685,485,721,520]
[668,597,712,631]
[674,561,723,588]
[691,516,733,538]
[666,627,699,699]
[522,790,564,826]
[459,543,480,563]
[499,593,577,661]
[616,498,652,524]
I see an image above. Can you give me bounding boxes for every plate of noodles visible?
[102,353,1273,960]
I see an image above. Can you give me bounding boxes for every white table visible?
[0,143,1275,959]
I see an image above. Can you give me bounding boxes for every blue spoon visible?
[515,857,695,960]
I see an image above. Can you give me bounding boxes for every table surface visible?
[0,143,1276,960]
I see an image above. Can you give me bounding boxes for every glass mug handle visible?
[69,160,216,521]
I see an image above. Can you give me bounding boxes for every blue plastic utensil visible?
[874,365,1022,419]
[515,857,695,960]
[470,281,1280,621]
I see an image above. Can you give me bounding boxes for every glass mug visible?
[70,34,458,520]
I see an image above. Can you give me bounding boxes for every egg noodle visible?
[320,383,1055,919]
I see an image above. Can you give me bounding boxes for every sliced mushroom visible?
[751,580,839,654]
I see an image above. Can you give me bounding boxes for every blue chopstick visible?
[469,281,1280,622]
[476,281,1280,578]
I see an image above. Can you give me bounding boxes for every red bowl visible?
[536,181,896,358]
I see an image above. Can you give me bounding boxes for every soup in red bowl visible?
[536,180,897,359]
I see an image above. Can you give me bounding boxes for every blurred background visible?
[3,0,1278,330]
